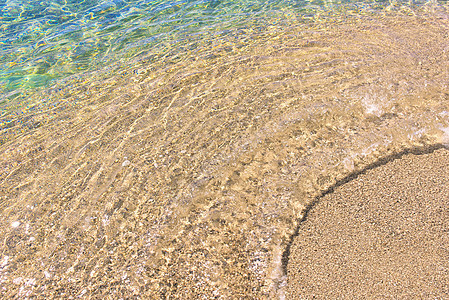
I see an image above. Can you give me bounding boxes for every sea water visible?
[1,0,449,298]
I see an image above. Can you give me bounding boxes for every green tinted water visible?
[1,1,449,299]
[0,0,413,97]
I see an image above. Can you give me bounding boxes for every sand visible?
[286,148,449,299]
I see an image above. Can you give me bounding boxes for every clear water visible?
[0,0,321,95]
[0,0,421,97]
[1,0,449,298]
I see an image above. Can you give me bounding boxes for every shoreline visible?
[286,146,449,298]
[1,10,449,298]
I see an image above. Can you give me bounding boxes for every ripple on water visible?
[1,4,449,299]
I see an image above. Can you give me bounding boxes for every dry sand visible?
[286,148,449,299]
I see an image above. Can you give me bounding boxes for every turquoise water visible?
[1,0,298,95]
[0,0,425,98]
[1,0,449,298]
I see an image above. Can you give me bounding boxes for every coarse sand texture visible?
[287,148,449,299]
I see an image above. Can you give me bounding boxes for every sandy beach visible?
[286,148,449,299]
[1,6,449,297]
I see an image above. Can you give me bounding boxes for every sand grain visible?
[287,148,449,299]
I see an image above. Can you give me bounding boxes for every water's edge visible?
[1,5,449,298]
[279,143,447,297]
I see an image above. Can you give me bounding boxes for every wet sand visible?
[287,148,449,299]
[1,9,449,298]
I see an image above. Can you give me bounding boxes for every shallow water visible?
[0,0,354,97]
[1,1,449,298]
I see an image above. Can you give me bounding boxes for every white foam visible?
[12,277,22,285]
[439,126,449,146]
[44,271,51,279]
[266,245,288,299]
[0,256,8,268]
[122,157,131,167]
[361,95,383,117]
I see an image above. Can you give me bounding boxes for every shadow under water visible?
[1,4,449,299]
[281,143,447,275]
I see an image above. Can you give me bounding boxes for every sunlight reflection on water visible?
[1,1,449,299]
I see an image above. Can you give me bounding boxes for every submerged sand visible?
[287,148,449,299]
[1,7,449,298]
